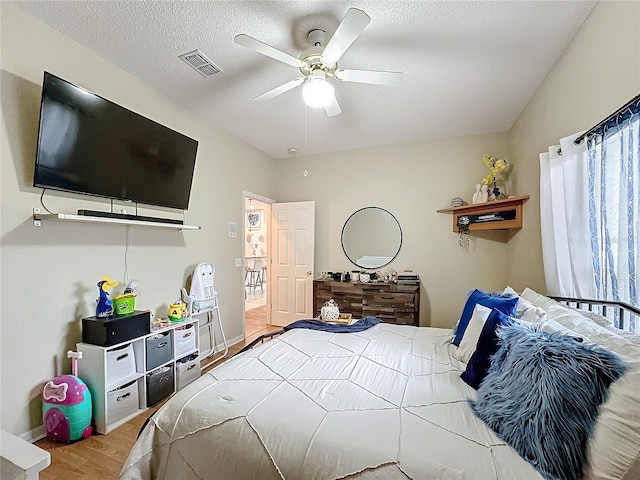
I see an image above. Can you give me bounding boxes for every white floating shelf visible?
[33,213,201,231]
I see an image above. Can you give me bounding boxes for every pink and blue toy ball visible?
[42,374,93,442]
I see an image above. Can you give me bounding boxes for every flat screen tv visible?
[33,72,199,211]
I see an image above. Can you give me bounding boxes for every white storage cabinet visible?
[77,318,199,434]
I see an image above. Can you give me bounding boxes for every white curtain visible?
[539,132,596,298]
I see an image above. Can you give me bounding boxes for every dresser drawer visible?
[364,292,415,307]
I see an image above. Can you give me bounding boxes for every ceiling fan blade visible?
[321,8,370,66]
[254,77,305,101]
[324,94,342,117]
[334,69,403,86]
[234,34,305,68]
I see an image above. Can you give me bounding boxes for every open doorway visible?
[244,195,270,338]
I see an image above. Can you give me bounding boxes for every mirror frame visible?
[341,206,403,269]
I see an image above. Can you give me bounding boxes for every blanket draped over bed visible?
[283,315,380,332]
[120,324,541,480]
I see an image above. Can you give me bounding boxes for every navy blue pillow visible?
[452,289,518,346]
[460,308,512,389]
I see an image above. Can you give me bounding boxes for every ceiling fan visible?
[234,8,403,117]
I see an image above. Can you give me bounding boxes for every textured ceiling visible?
[15,1,597,159]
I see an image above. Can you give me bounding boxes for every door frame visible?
[242,191,275,338]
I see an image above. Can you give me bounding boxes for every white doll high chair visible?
[181,262,228,367]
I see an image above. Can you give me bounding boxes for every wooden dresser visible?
[313,279,420,326]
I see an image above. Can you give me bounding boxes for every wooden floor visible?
[245,304,267,337]
[35,324,282,480]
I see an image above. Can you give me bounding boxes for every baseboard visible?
[19,425,46,444]
[198,334,243,362]
[223,334,244,351]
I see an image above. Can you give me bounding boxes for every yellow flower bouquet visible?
[482,154,508,199]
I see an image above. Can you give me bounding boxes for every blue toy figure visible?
[42,351,93,442]
[96,275,119,318]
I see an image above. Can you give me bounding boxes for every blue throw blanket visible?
[283,316,380,333]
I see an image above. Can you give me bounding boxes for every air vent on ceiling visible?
[179,50,223,78]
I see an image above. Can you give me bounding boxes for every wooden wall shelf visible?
[436,195,529,232]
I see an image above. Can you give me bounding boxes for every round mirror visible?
[341,207,402,269]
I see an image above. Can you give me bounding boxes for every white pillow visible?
[453,304,492,364]
[520,287,561,311]
[502,286,547,324]
[540,319,590,342]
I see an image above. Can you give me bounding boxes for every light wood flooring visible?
[246,304,268,337]
[35,324,281,480]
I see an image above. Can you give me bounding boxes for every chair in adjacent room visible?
[245,258,264,293]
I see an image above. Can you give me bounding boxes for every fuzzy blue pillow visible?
[452,289,518,346]
[460,308,513,389]
[471,323,627,480]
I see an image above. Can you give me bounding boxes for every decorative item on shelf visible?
[320,299,340,321]
[95,276,119,318]
[168,300,188,322]
[457,215,471,248]
[351,270,360,282]
[389,268,398,283]
[472,184,489,204]
[113,293,135,316]
[450,196,464,208]
[481,154,509,200]
[360,272,371,283]
[152,317,172,331]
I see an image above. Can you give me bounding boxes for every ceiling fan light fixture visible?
[302,70,334,108]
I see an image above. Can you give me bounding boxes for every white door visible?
[270,201,315,327]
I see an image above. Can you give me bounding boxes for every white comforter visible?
[120,324,542,479]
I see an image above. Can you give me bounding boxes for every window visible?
[586,107,639,330]
[540,94,640,332]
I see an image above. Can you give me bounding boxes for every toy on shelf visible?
[123,279,140,296]
[42,350,93,442]
[113,279,140,315]
[168,300,187,322]
[96,275,119,318]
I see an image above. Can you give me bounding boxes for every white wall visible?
[507,0,640,293]
[0,3,277,437]
[275,133,513,327]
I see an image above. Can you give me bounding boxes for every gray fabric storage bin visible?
[145,331,173,371]
[146,364,174,407]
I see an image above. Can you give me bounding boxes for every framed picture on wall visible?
[247,210,262,230]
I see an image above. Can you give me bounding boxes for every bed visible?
[119,288,640,480]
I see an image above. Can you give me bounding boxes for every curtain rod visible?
[573,92,640,145]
